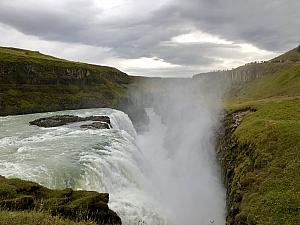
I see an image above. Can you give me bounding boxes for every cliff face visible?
[0,47,136,121]
[217,109,256,225]
[0,60,129,85]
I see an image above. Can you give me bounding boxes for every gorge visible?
[0,77,227,224]
[0,46,299,225]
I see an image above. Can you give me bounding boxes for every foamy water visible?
[0,105,225,225]
[0,108,167,224]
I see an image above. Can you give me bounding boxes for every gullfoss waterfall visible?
[0,79,227,224]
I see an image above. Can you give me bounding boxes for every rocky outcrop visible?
[29,115,111,128]
[229,110,252,132]
[217,109,255,225]
[0,176,121,225]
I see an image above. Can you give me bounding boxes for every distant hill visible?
[0,47,129,84]
[0,46,134,117]
[271,45,300,63]
[193,44,300,83]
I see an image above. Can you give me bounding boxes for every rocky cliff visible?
[0,47,133,117]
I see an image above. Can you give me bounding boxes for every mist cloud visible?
[135,77,228,224]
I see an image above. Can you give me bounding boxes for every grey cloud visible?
[166,0,300,51]
[1,0,299,52]
[152,43,225,66]
[0,0,299,77]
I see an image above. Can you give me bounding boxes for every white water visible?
[0,108,166,224]
[134,78,227,225]
[0,80,226,225]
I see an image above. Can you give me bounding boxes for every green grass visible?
[222,60,300,224]
[0,46,132,116]
[0,211,96,225]
[232,99,299,224]
[271,45,300,63]
[0,47,120,73]
[0,176,121,224]
[0,84,125,116]
[233,64,300,100]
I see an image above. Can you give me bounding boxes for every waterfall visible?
[0,108,166,224]
[0,86,226,225]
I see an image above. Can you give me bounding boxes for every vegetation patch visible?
[0,47,133,116]
[0,176,121,225]
[0,210,97,225]
[218,54,300,225]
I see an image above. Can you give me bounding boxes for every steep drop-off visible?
[206,47,300,225]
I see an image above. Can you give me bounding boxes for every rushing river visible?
[0,104,226,224]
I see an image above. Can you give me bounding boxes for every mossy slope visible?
[0,176,121,225]
[219,47,300,225]
[0,211,96,225]
[0,46,132,116]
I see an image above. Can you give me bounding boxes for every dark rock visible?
[30,115,111,128]
[229,110,252,132]
[80,122,110,129]
[85,116,111,124]
[29,115,83,127]
[217,109,256,225]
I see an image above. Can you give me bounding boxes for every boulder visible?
[30,115,111,128]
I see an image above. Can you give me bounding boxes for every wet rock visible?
[229,110,253,132]
[80,122,110,129]
[85,116,111,124]
[29,115,83,127]
[29,115,111,128]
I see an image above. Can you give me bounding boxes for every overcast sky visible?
[0,0,299,77]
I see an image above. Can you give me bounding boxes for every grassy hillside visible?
[0,47,139,224]
[0,176,121,225]
[271,45,300,63]
[0,211,96,225]
[0,47,121,73]
[219,49,300,225]
[0,47,133,116]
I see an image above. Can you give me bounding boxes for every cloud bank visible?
[0,0,299,77]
